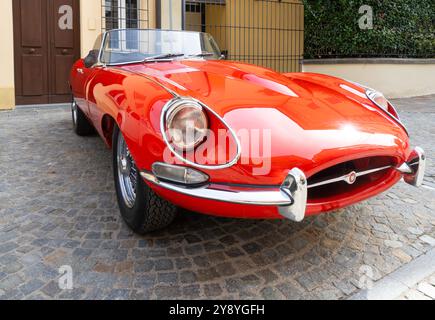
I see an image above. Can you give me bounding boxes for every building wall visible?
[80,0,102,57]
[303,59,435,99]
[140,0,156,29]
[204,0,304,73]
[185,11,202,32]
[77,0,158,57]
[160,0,183,30]
[3,1,429,110]
[0,0,15,110]
[0,0,157,109]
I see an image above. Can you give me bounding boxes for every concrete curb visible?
[349,247,435,300]
[15,103,70,110]
[303,58,435,65]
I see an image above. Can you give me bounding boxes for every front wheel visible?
[113,126,177,234]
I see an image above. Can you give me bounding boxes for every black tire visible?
[113,126,177,234]
[72,98,94,136]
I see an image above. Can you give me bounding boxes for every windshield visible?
[99,29,222,65]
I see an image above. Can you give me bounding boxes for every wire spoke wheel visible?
[112,125,177,234]
[117,133,138,209]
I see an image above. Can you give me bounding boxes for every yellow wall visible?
[160,0,183,30]
[140,0,156,29]
[203,0,304,73]
[185,11,202,32]
[303,62,435,99]
[79,0,156,57]
[0,0,15,110]
[80,0,102,57]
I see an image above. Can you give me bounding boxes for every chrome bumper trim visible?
[398,147,426,187]
[141,168,308,222]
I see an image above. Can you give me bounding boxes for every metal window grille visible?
[102,0,151,32]
[184,0,304,72]
[101,0,304,73]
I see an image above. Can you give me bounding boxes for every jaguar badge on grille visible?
[345,171,358,185]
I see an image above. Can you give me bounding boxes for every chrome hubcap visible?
[72,101,78,125]
[117,133,138,209]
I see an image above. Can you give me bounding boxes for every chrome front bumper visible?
[141,147,426,223]
[141,168,308,222]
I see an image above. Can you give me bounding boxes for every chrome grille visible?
[307,156,397,200]
[308,165,392,189]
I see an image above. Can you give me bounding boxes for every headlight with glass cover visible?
[160,97,242,170]
[165,99,208,151]
[347,80,408,135]
[365,89,400,121]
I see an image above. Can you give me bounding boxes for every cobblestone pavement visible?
[0,95,434,300]
[400,273,435,300]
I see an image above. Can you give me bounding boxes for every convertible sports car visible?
[70,29,426,234]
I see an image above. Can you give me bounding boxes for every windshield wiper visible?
[143,53,185,62]
[188,52,215,58]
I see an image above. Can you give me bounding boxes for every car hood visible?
[122,60,403,131]
[121,60,409,183]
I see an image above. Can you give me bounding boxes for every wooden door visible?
[13,0,81,105]
[13,0,49,105]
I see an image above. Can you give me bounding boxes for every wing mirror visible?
[84,50,99,68]
[220,50,228,60]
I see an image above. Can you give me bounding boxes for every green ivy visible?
[303,0,435,59]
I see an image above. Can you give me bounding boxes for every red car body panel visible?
[70,59,411,219]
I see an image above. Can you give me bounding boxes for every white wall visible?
[303,60,435,99]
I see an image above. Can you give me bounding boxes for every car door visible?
[83,65,106,123]
[74,35,105,116]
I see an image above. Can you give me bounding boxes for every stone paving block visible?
[0,274,25,291]
[420,235,435,246]
[261,287,285,300]
[204,283,223,297]
[153,285,182,299]
[19,279,45,296]
[182,285,201,299]
[41,280,63,298]
[276,282,303,300]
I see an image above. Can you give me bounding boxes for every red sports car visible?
[70,29,426,234]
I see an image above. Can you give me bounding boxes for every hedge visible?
[303,0,435,59]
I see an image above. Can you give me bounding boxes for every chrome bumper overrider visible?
[141,147,426,223]
[396,147,426,187]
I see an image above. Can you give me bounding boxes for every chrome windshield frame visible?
[96,28,221,67]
